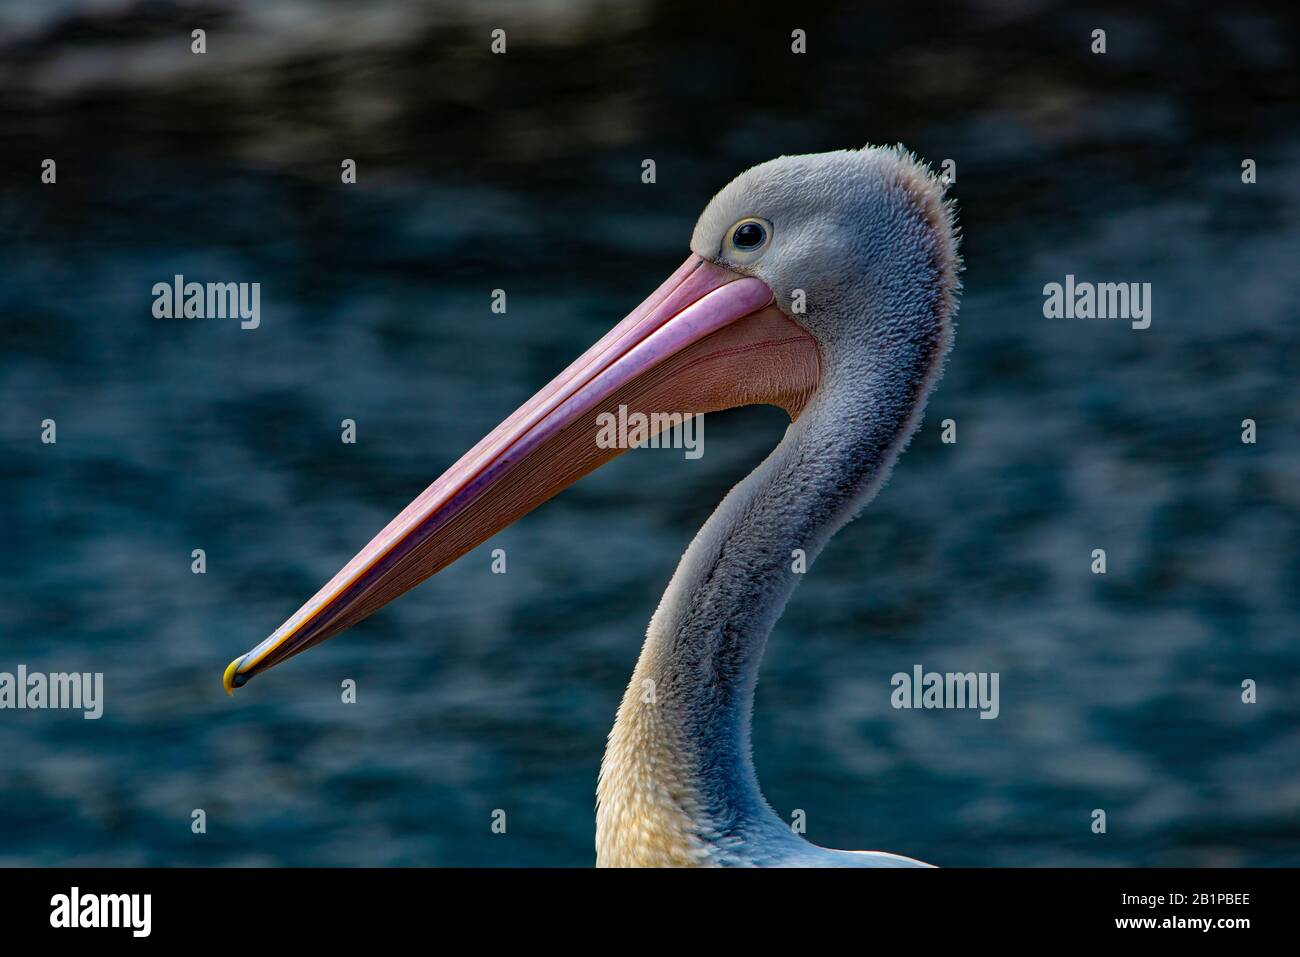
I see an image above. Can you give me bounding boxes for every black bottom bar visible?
[0,867,1282,942]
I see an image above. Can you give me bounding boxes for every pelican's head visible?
[692,146,959,377]
[224,145,960,693]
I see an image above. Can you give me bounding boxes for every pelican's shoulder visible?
[760,842,936,867]
[830,848,936,868]
[721,826,936,867]
[754,842,935,868]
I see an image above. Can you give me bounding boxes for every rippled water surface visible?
[0,0,1297,865]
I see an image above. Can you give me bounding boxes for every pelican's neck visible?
[595,335,943,867]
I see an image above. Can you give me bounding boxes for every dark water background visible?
[0,0,1296,866]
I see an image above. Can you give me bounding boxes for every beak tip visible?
[223,656,247,696]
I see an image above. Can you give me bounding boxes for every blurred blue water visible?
[0,0,1297,866]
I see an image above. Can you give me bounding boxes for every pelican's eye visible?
[734,222,765,248]
[725,217,772,261]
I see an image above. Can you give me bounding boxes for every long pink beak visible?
[225,255,819,693]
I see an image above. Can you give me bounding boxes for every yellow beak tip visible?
[223,657,243,696]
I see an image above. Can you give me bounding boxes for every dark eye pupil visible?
[733,223,765,249]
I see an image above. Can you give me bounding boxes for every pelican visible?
[224,145,961,867]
